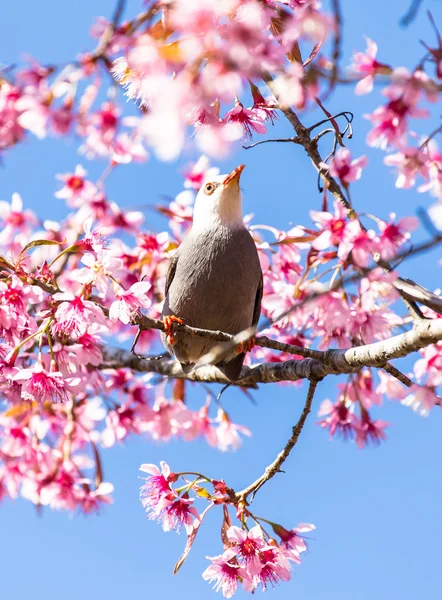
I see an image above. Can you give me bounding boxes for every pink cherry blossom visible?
[311,201,348,250]
[376,370,409,401]
[246,544,292,591]
[355,409,388,448]
[323,148,368,185]
[15,93,50,139]
[384,147,431,189]
[55,164,97,206]
[351,37,390,95]
[376,213,418,260]
[414,342,442,387]
[402,384,438,417]
[183,156,220,191]
[13,359,69,404]
[139,462,177,513]
[365,98,428,150]
[227,525,266,574]
[203,549,251,599]
[273,522,315,557]
[0,192,38,246]
[109,281,151,324]
[383,68,439,106]
[0,83,27,150]
[51,293,105,338]
[215,410,252,452]
[224,101,267,140]
[318,399,358,440]
[160,495,201,534]
[337,219,375,267]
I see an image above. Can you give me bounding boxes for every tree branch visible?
[263,77,442,316]
[131,314,324,360]
[233,379,318,501]
[100,318,442,386]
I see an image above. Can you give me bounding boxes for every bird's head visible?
[192,164,245,230]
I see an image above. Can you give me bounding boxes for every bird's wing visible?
[165,252,179,297]
[252,272,263,329]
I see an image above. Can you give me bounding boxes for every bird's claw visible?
[163,315,184,345]
[237,336,256,354]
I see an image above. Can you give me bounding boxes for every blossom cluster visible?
[350,31,442,223]
[140,461,314,598]
[1,0,331,163]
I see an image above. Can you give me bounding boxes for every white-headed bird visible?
[161,164,262,381]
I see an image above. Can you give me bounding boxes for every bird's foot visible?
[237,336,256,354]
[162,315,184,345]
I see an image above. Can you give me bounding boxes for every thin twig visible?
[233,379,319,501]
[382,363,414,388]
[243,136,301,149]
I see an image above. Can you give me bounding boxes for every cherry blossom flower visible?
[160,495,201,534]
[109,281,151,324]
[384,67,439,106]
[323,148,368,186]
[355,409,388,448]
[13,360,69,404]
[51,293,105,338]
[311,201,348,250]
[245,544,292,591]
[271,63,311,109]
[215,410,251,452]
[203,549,251,599]
[351,37,391,95]
[384,147,431,189]
[224,101,267,140]
[0,83,27,150]
[365,98,428,150]
[337,219,375,267]
[15,93,50,139]
[376,213,418,260]
[401,384,438,417]
[273,522,315,558]
[183,155,220,191]
[0,192,38,246]
[227,525,266,574]
[346,370,382,408]
[78,481,115,513]
[79,250,123,294]
[377,371,408,401]
[139,462,177,515]
[414,342,442,387]
[181,404,218,446]
[318,399,358,440]
[55,164,97,206]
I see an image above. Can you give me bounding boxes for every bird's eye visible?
[204,183,215,195]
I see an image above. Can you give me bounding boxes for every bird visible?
[161,164,263,381]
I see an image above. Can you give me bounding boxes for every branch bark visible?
[100,317,442,386]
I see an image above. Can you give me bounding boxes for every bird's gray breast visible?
[162,226,261,364]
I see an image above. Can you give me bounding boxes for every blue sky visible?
[2,1,442,599]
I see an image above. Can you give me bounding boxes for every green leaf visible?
[19,239,65,258]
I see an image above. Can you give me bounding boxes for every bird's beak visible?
[223,164,245,187]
